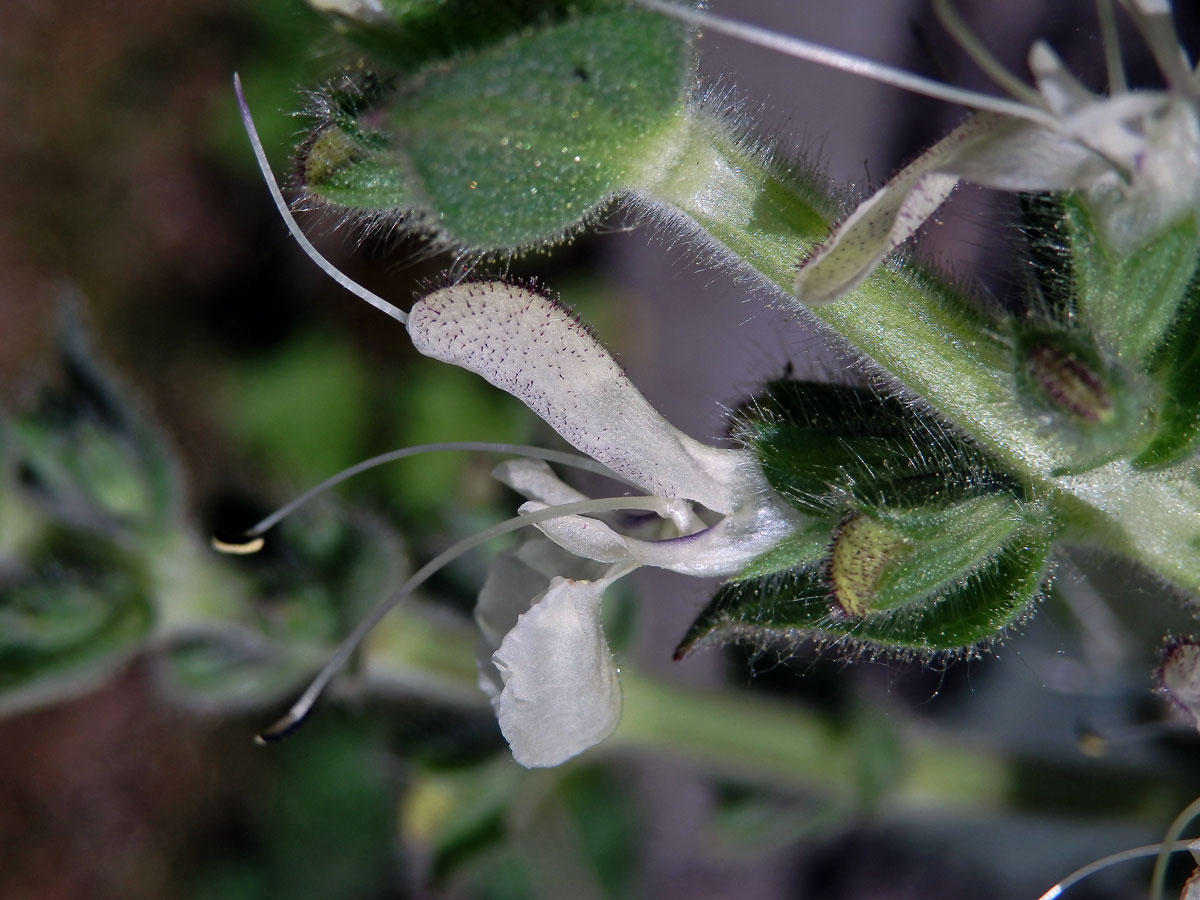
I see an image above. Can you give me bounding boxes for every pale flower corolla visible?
[408,282,803,767]
[638,0,1200,305]
[232,78,802,765]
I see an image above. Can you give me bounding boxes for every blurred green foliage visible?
[222,332,373,482]
[188,716,400,900]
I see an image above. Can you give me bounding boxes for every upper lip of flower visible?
[406,281,757,515]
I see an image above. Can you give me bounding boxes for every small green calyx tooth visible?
[1012,326,1159,473]
[1025,341,1114,424]
[829,513,909,618]
[682,374,1057,657]
[1133,273,1200,468]
[304,127,367,188]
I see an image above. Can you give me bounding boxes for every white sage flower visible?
[411,282,804,767]
[230,80,805,765]
[639,0,1200,304]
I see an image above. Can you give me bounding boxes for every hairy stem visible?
[614,671,1195,820]
[641,110,1042,474]
[639,109,1200,592]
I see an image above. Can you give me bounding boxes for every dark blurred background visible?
[2,1,1199,898]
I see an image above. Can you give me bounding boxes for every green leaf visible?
[738,380,1016,516]
[1063,197,1200,364]
[322,0,636,75]
[11,305,181,534]
[1134,271,1200,468]
[301,8,694,252]
[0,528,154,705]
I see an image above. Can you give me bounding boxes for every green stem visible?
[367,596,1195,818]
[613,671,1196,821]
[642,110,1054,478]
[616,671,858,800]
[615,670,1006,809]
[1054,461,1200,591]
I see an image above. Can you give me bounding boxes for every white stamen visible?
[1036,840,1197,900]
[931,0,1046,107]
[212,441,624,548]
[1152,796,1200,900]
[233,73,410,326]
[1096,0,1129,94]
[1119,0,1194,92]
[255,494,667,743]
[633,0,1058,126]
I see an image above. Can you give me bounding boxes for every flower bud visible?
[829,513,908,618]
[1024,340,1114,425]
[298,6,695,253]
[1012,326,1156,473]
